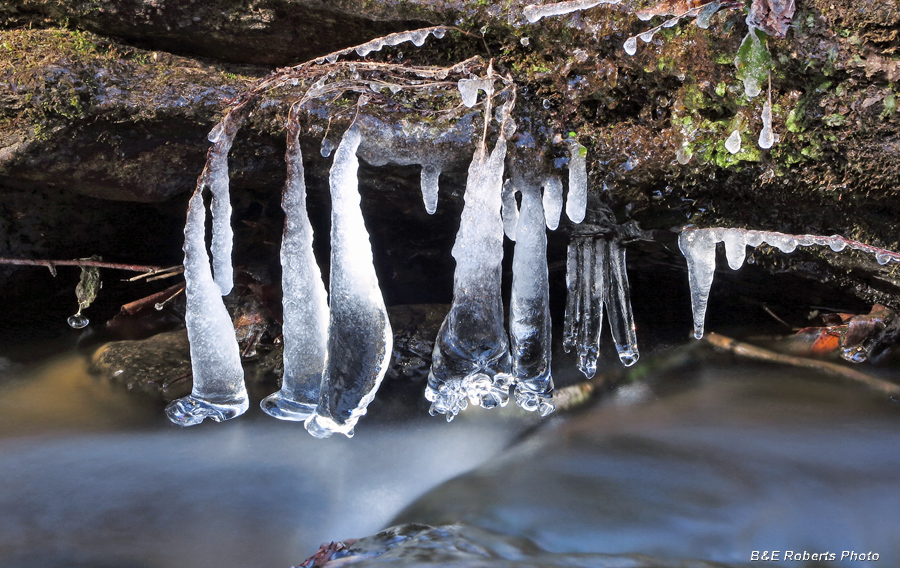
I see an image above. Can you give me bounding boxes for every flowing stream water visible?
[0,348,897,567]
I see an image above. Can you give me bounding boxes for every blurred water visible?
[0,353,529,568]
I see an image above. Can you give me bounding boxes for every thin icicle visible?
[458,78,494,108]
[206,112,242,296]
[678,228,718,339]
[563,236,604,379]
[566,140,588,224]
[421,163,441,215]
[260,118,330,421]
[604,239,639,366]
[305,126,393,439]
[165,179,248,426]
[542,176,563,230]
[427,122,514,421]
[509,179,554,416]
[759,99,774,149]
[501,179,520,241]
[523,0,621,24]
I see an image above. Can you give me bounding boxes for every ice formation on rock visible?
[427,92,516,421]
[508,176,555,416]
[758,99,774,149]
[305,126,393,439]
[166,113,248,426]
[523,0,620,24]
[566,140,588,224]
[260,114,330,422]
[563,234,641,378]
[725,129,742,154]
[678,227,900,339]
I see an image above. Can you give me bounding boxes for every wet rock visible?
[393,366,900,564]
[91,329,193,401]
[297,523,749,568]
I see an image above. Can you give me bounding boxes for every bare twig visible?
[119,283,186,316]
[0,257,167,277]
[127,265,184,282]
[704,332,900,397]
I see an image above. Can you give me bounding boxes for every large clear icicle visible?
[604,239,639,366]
[305,126,393,439]
[206,113,241,296]
[427,128,514,421]
[260,120,330,421]
[678,229,718,339]
[509,179,554,416]
[165,182,248,426]
[563,237,604,379]
[566,140,588,224]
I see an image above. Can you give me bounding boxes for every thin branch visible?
[0,257,168,277]
[119,283,186,316]
[704,332,900,397]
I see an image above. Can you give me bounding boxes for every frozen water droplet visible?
[207,122,225,143]
[542,99,551,109]
[618,349,639,366]
[624,36,638,55]
[396,51,403,60]
[320,138,335,157]
[68,313,89,329]
[676,144,692,164]
[154,302,165,311]
[638,30,656,43]
[411,30,429,46]
[662,16,680,28]
[325,53,338,63]
[520,37,530,46]
[432,27,446,39]
[480,25,488,35]
[725,129,741,154]
[314,57,325,65]
[721,228,747,269]
[758,101,774,149]
[876,251,891,265]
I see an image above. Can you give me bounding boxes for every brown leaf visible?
[747,0,796,38]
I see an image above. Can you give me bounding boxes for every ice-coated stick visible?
[261,117,330,421]
[305,125,393,439]
[604,239,639,366]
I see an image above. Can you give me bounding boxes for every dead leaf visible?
[747,0,796,38]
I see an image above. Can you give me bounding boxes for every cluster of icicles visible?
[165,65,612,436]
[679,227,900,341]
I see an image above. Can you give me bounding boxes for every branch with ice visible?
[623,1,741,56]
[563,234,640,378]
[523,0,621,24]
[260,112,330,422]
[679,227,900,339]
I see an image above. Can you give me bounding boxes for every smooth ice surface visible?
[605,240,639,366]
[420,164,442,215]
[624,36,638,56]
[457,78,494,108]
[501,179,520,241]
[509,181,554,416]
[721,229,747,270]
[565,141,587,224]
[678,229,718,340]
[725,129,742,154]
[696,1,721,28]
[166,181,248,426]
[305,126,392,439]
[523,0,619,23]
[261,122,329,422]
[541,176,563,230]
[428,129,514,420]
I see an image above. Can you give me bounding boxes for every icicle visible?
[678,229,718,339]
[523,0,620,23]
[305,126,393,439]
[721,228,747,270]
[758,95,774,149]
[206,112,241,296]
[563,237,604,378]
[725,129,741,154]
[509,180,554,416]
[624,36,638,56]
[427,123,514,421]
[421,163,441,215]
[165,180,248,426]
[542,176,563,231]
[566,140,588,224]
[458,78,494,108]
[260,119,330,421]
[604,239,639,366]
[501,179,520,241]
